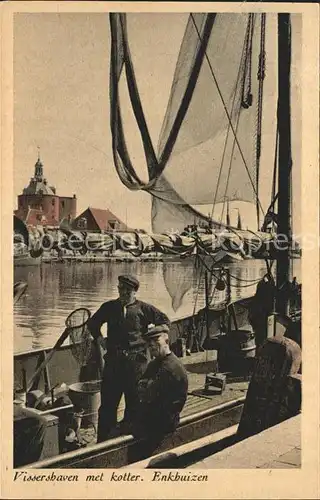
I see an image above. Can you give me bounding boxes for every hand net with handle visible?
[67,308,93,367]
[26,308,92,393]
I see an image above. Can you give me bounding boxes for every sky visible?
[14,13,188,231]
[13,12,301,234]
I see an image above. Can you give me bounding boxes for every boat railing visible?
[25,396,246,469]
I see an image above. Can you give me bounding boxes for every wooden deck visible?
[78,350,249,447]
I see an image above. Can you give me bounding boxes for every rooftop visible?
[23,180,56,196]
[22,155,56,196]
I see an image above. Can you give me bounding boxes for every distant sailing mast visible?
[236,209,242,230]
[226,199,231,226]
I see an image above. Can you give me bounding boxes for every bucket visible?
[68,380,101,428]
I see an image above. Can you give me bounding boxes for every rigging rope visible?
[209,16,251,223]
[228,279,262,288]
[192,256,205,317]
[272,127,279,209]
[185,15,272,340]
[241,14,254,109]
[263,123,293,232]
[219,101,245,225]
[190,14,266,219]
[218,13,255,225]
[228,273,265,283]
[255,13,267,229]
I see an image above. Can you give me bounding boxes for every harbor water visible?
[14,259,301,354]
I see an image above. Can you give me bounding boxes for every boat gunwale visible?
[14,297,253,358]
[25,396,245,469]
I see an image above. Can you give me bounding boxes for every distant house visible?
[72,207,129,232]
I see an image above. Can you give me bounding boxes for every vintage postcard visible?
[1,1,319,499]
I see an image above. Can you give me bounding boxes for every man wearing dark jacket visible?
[87,274,170,442]
[130,324,188,458]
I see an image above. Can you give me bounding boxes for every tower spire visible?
[34,147,43,181]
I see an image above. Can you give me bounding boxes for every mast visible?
[204,271,210,342]
[237,209,242,230]
[276,14,292,316]
[226,199,231,226]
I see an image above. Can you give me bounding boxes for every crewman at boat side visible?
[87,274,170,443]
[13,282,47,467]
[129,324,188,460]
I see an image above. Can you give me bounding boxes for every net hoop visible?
[65,308,91,329]
[66,308,92,367]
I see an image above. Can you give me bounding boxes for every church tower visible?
[34,151,44,182]
[16,149,77,227]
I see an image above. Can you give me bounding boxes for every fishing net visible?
[66,308,93,367]
[25,308,93,393]
[109,13,278,234]
[109,12,275,310]
[109,13,300,313]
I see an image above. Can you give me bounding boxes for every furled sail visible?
[109,12,271,233]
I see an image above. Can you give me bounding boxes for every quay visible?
[125,414,301,469]
[40,251,182,264]
[189,414,301,469]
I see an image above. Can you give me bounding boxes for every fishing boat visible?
[43,219,275,262]
[13,11,301,469]
[13,216,43,267]
[14,244,42,267]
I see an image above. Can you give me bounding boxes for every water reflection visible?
[14,259,300,353]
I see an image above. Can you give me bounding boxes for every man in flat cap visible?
[129,323,188,459]
[87,274,170,442]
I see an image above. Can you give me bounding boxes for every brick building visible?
[15,154,77,228]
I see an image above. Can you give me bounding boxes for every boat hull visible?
[14,298,253,393]
[13,298,253,468]
[14,254,41,267]
[27,398,245,469]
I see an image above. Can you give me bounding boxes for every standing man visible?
[87,274,170,442]
[130,324,188,460]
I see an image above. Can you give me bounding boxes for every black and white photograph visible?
[1,2,319,499]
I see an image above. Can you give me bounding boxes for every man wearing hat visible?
[129,323,188,458]
[87,274,170,442]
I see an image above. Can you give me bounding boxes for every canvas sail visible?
[109,12,276,234]
[109,12,284,310]
[154,14,259,231]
